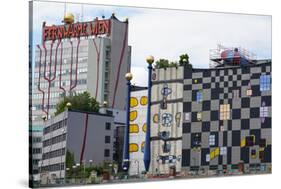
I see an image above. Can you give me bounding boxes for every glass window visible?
[260,101,269,123]
[220,147,227,155]
[105,136,111,143]
[196,90,203,102]
[197,112,202,121]
[104,149,110,157]
[209,135,215,146]
[260,74,271,91]
[105,122,111,130]
[246,82,252,96]
[192,133,201,148]
[220,104,230,120]
[184,113,190,122]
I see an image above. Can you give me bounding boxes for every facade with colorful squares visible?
[149,60,271,175]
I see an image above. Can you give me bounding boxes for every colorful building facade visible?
[128,88,148,175]
[145,59,271,176]
[181,61,272,174]
[149,67,184,175]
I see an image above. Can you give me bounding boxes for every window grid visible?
[220,147,227,155]
[209,135,215,146]
[260,75,271,91]
[197,112,202,121]
[220,104,230,120]
[260,106,269,118]
[196,90,203,103]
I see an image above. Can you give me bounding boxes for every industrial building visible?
[148,46,271,176]
[30,11,131,181]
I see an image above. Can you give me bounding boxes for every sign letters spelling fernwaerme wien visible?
[42,19,111,41]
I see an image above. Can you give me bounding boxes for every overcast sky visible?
[31,1,271,86]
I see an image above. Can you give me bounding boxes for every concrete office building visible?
[31,13,131,180]
[39,109,115,184]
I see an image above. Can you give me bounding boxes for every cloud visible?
[128,9,271,66]
[31,2,272,86]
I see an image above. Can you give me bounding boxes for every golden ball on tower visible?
[64,13,74,24]
[146,55,155,64]
[125,72,133,81]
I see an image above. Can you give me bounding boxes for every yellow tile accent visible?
[251,135,256,143]
[129,124,139,133]
[140,96,148,106]
[130,97,138,108]
[210,150,215,159]
[130,111,137,122]
[241,138,246,147]
[129,143,139,153]
[142,123,146,132]
[210,147,220,160]
[141,141,145,148]
[153,114,159,123]
[214,147,220,157]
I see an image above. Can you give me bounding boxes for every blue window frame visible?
[260,74,271,91]
[196,90,203,102]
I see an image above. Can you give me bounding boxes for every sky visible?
[31,1,272,86]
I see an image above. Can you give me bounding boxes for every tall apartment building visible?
[31,13,131,178]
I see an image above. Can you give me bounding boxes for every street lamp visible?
[144,55,154,173]
[122,73,133,171]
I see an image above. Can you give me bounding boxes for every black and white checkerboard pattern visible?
[181,62,271,172]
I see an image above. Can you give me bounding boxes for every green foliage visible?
[65,161,117,180]
[179,53,192,68]
[155,59,170,69]
[65,150,75,171]
[54,91,100,115]
[154,53,193,69]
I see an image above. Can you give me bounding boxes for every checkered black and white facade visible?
[181,61,272,174]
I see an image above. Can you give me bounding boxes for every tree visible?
[179,53,192,68]
[155,58,170,69]
[65,150,75,171]
[55,91,100,115]
[169,61,178,68]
